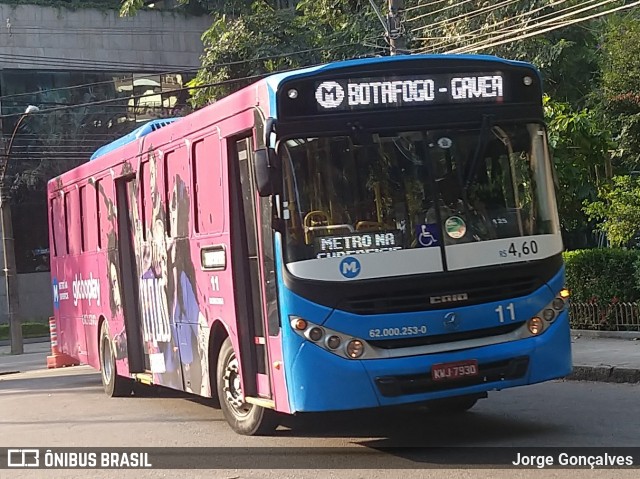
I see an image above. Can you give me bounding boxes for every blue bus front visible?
[267,55,572,413]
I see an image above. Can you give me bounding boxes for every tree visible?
[600,13,640,170]
[406,0,602,106]
[122,1,383,105]
[584,175,640,247]
[543,96,612,247]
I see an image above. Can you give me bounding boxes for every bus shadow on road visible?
[275,405,560,446]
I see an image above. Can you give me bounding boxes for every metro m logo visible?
[315,81,345,109]
[339,257,361,279]
[52,278,60,309]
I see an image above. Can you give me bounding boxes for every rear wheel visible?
[99,323,133,397]
[425,395,480,413]
[217,337,277,435]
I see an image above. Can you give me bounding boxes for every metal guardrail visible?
[570,301,640,332]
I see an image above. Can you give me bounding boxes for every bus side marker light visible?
[201,248,226,270]
[542,308,555,321]
[551,298,565,311]
[326,335,341,350]
[527,317,544,335]
[307,327,324,342]
[560,288,570,298]
[292,318,307,331]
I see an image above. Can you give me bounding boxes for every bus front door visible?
[114,176,146,374]
[229,134,278,403]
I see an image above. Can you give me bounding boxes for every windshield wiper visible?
[464,114,494,191]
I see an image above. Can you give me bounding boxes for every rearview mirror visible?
[254,148,279,197]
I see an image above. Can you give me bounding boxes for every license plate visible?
[431,359,479,381]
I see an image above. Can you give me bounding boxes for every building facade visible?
[0,2,211,322]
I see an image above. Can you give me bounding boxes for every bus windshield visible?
[280,122,559,267]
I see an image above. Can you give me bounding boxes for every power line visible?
[0,43,362,102]
[403,0,448,14]
[409,0,524,35]
[0,54,379,120]
[405,0,475,24]
[451,0,640,54]
[412,0,615,54]
[0,52,196,70]
[413,0,569,47]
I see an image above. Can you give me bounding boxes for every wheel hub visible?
[223,356,252,416]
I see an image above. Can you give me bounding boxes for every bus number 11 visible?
[495,303,516,322]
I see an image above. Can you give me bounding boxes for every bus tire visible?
[425,395,479,413]
[99,323,132,397]
[217,337,277,436]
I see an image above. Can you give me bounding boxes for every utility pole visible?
[388,0,406,55]
[0,105,38,355]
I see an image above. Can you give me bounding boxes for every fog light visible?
[542,308,555,321]
[346,339,364,358]
[552,298,565,310]
[308,327,324,342]
[326,335,341,349]
[292,318,307,331]
[528,317,544,335]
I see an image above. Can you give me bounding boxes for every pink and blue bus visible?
[48,54,571,435]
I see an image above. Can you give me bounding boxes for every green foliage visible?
[601,13,640,169]
[543,96,611,233]
[584,175,640,247]
[406,0,602,106]
[563,249,640,303]
[0,321,50,341]
[186,0,380,105]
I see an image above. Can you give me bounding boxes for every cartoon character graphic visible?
[168,176,210,396]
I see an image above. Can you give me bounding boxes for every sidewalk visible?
[568,333,640,383]
[1,334,639,383]
[0,341,51,375]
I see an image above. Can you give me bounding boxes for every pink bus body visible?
[48,78,291,414]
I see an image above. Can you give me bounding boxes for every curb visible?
[565,365,640,384]
[0,337,50,347]
[572,329,640,340]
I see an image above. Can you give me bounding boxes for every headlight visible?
[346,339,365,359]
[528,317,544,335]
[326,335,341,349]
[307,327,324,342]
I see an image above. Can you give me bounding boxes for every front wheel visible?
[99,322,133,397]
[217,338,277,435]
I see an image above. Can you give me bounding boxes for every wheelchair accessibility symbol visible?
[416,224,440,248]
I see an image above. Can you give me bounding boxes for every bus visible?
[48,54,572,435]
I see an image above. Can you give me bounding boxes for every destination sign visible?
[313,231,402,258]
[314,73,504,111]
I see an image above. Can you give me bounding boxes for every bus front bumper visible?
[286,311,572,412]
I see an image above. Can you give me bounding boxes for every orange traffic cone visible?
[46,316,79,369]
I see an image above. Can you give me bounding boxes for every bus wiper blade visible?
[464,114,494,191]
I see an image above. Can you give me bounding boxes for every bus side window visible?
[165,148,190,238]
[96,178,110,250]
[66,189,82,255]
[51,195,67,256]
[192,136,223,234]
[140,161,150,241]
[80,184,97,252]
